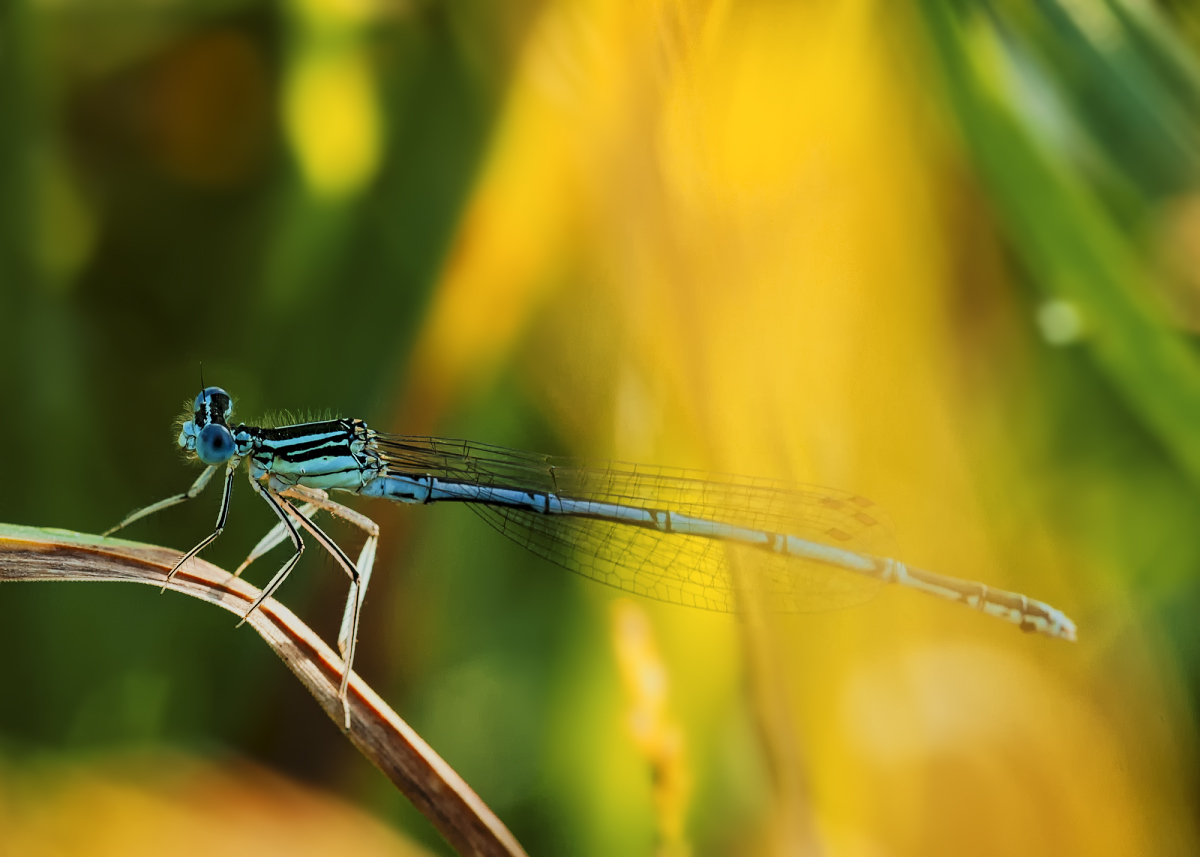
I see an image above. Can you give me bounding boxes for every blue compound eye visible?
[194,386,233,421]
[197,423,235,464]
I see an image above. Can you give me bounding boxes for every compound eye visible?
[196,423,235,465]
[194,387,233,419]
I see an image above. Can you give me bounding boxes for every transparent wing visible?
[375,435,898,613]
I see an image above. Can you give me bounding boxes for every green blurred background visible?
[3,0,1200,854]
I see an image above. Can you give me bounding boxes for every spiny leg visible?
[271,492,368,730]
[233,485,376,580]
[338,534,376,662]
[239,479,305,621]
[162,464,236,590]
[277,486,379,659]
[103,464,218,537]
[233,501,319,578]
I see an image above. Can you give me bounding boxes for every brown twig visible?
[0,523,527,857]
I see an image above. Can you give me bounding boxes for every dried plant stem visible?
[0,523,527,857]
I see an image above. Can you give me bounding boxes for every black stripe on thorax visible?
[268,433,352,455]
[242,420,361,461]
[270,440,355,464]
[246,419,357,443]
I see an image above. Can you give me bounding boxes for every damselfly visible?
[106,387,1077,728]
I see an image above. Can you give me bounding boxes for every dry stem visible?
[0,523,527,857]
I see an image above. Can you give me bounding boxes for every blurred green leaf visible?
[920,0,1200,488]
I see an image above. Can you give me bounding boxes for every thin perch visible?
[0,523,527,857]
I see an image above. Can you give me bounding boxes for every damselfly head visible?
[178,386,236,465]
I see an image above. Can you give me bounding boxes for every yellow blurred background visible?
[2,0,1198,854]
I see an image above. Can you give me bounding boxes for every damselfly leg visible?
[235,486,379,655]
[103,464,218,537]
[239,477,307,621]
[279,486,379,664]
[235,501,319,577]
[247,484,369,728]
[162,464,237,589]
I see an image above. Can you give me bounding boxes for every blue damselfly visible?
[105,387,1077,727]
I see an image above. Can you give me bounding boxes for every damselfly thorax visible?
[106,386,1078,729]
